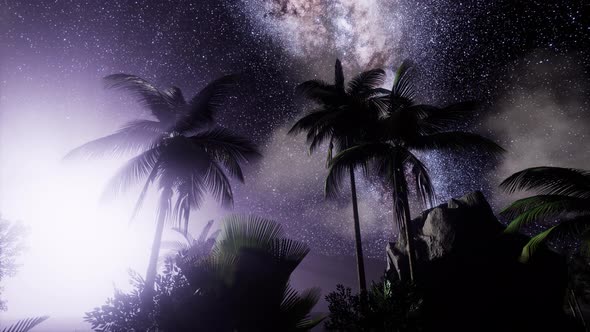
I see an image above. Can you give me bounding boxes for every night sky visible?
[1,0,589,299]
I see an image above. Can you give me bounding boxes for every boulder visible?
[386,191,580,331]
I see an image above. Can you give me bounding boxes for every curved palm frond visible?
[503,196,587,233]
[64,120,163,160]
[411,131,505,157]
[520,216,590,262]
[346,68,386,95]
[500,195,584,220]
[325,143,391,198]
[189,127,261,181]
[390,60,416,108]
[280,286,323,330]
[416,101,479,134]
[176,74,239,133]
[213,215,285,256]
[1,316,49,332]
[101,146,161,201]
[405,151,436,208]
[295,80,338,104]
[287,108,333,136]
[500,167,590,199]
[103,74,174,123]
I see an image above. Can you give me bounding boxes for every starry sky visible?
[0,0,589,317]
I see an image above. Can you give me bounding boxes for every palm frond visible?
[204,161,234,207]
[280,286,323,330]
[520,216,590,262]
[500,195,585,220]
[406,151,436,208]
[390,60,416,108]
[500,167,590,199]
[1,316,49,332]
[503,197,587,233]
[416,101,479,134]
[176,74,239,133]
[412,131,505,157]
[189,127,260,181]
[346,68,386,95]
[295,79,339,105]
[287,108,334,136]
[64,120,163,160]
[103,74,173,123]
[213,215,284,256]
[325,143,391,198]
[101,146,161,200]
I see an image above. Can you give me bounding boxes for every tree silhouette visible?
[326,61,504,281]
[289,59,385,294]
[66,74,259,310]
[500,166,590,261]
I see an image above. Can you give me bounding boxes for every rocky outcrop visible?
[386,191,580,332]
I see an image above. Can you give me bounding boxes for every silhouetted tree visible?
[326,61,504,281]
[0,216,27,311]
[289,59,385,294]
[500,166,590,261]
[66,74,259,310]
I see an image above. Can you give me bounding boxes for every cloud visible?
[486,53,590,205]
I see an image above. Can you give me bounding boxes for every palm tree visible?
[326,61,504,281]
[66,74,259,309]
[289,59,386,294]
[159,215,324,331]
[500,166,590,261]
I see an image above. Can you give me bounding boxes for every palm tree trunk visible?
[349,167,367,295]
[141,187,172,312]
[393,165,416,282]
[401,193,417,282]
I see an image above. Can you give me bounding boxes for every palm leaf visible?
[64,120,163,160]
[101,146,161,200]
[295,80,338,104]
[189,127,260,181]
[103,74,173,123]
[1,316,49,332]
[416,101,479,134]
[325,143,391,199]
[176,74,239,133]
[520,216,590,262]
[390,60,416,108]
[346,68,386,95]
[411,131,505,157]
[500,195,584,220]
[500,167,590,199]
[213,215,284,256]
[504,197,587,233]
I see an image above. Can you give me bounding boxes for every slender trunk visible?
[393,164,416,282]
[141,187,172,313]
[401,193,416,282]
[349,167,367,295]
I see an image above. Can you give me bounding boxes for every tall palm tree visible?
[326,61,504,281]
[289,59,386,294]
[500,166,590,261]
[66,74,259,308]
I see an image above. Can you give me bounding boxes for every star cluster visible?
[1,0,588,258]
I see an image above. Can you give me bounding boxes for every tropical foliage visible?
[85,215,323,332]
[325,277,422,331]
[289,59,386,293]
[326,61,504,280]
[0,316,49,332]
[500,166,590,261]
[66,74,260,304]
[0,217,28,311]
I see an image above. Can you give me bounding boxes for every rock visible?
[386,191,580,332]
